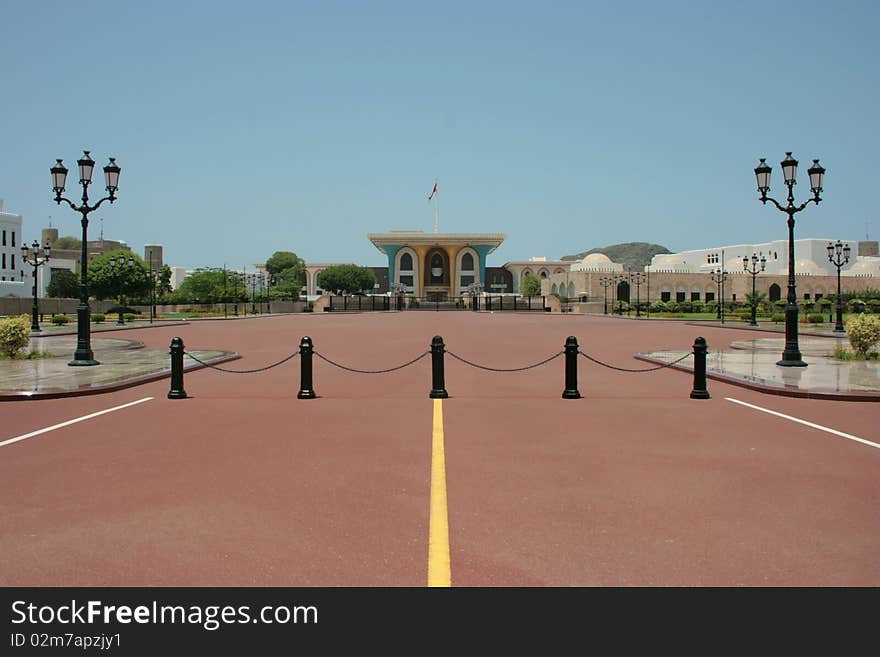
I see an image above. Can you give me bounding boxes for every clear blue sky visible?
[2,1,877,270]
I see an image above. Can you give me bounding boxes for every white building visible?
[646,238,878,277]
[0,199,36,299]
[502,257,571,294]
[170,267,190,290]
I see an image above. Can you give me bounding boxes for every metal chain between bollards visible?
[445,350,563,372]
[183,350,300,374]
[578,350,692,373]
[314,350,430,374]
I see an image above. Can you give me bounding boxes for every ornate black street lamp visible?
[146,248,156,323]
[21,240,51,332]
[232,270,240,316]
[259,272,265,314]
[265,272,272,314]
[613,274,625,315]
[249,273,257,314]
[599,276,613,315]
[826,240,850,333]
[711,268,728,322]
[51,151,121,366]
[743,253,766,327]
[755,152,825,367]
[629,272,645,318]
[109,253,135,326]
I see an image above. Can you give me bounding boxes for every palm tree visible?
[745,290,768,320]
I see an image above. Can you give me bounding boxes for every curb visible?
[0,352,241,401]
[634,353,880,402]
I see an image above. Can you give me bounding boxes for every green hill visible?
[561,242,672,272]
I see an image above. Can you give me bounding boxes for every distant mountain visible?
[561,242,672,271]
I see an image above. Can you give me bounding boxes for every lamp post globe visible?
[754,152,824,367]
[51,151,121,366]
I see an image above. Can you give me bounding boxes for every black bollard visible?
[562,336,581,399]
[690,336,710,399]
[297,336,317,399]
[429,335,448,399]
[168,336,187,399]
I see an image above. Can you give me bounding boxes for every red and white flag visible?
[427,182,438,201]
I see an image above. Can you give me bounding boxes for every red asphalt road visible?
[0,313,877,586]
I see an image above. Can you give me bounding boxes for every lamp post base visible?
[69,357,100,366]
[833,326,845,333]
[776,356,807,368]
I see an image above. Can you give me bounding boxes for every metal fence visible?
[326,295,547,312]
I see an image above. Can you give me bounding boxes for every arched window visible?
[540,271,547,278]
[397,248,418,292]
[769,283,781,302]
[457,249,477,293]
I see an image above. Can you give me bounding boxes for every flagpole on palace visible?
[434,178,439,234]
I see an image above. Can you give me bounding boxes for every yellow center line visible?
[428,398,451,587]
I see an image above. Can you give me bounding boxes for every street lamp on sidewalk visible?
[146,248,156,323]
[711,268,728,322]
[21,240,51,332]
[629,272,645,318]
[51,151,121,365]
[232,270,240,316]
[743,253,766,326]
[599,276,613,315]
[826,240,850,333]
[755,152,825,367]
[265,272,272,314]
[109,253,135,326]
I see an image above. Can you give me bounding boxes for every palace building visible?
[367,231,506,300]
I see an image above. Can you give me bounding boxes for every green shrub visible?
[51,314,70,325]
[832,345,854,360]
[691,300,705,312]
[771,312,785,323]
[92,313,105,323]
[848,299,866,313]
[773,299,786,309]
[806,313,825,323]
[868,299,880,313]
[123,313,136,322]
[0,314,31,358]
[845,314,880,357]
[816,297,833,310]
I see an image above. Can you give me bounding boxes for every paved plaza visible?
[2,314,877,401]
[1,312,878,586]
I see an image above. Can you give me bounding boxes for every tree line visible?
[44,248,377,303]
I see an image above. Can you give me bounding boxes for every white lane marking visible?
[0,397,154,448]
[725,397,880,450]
